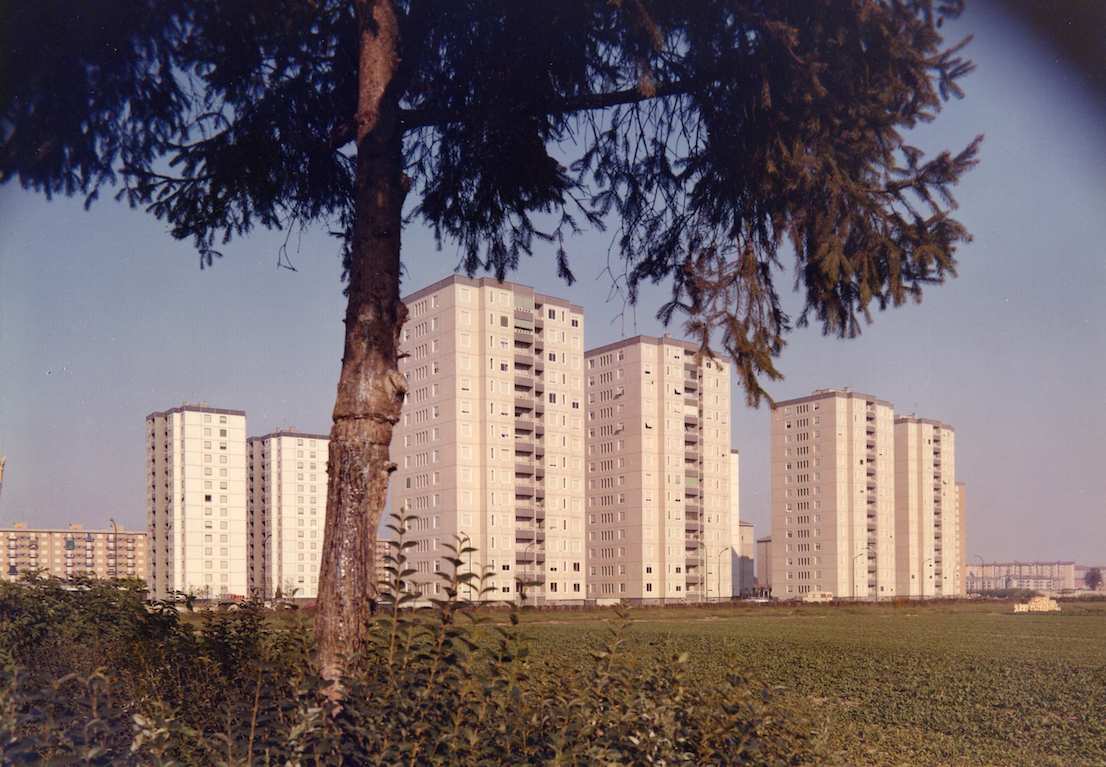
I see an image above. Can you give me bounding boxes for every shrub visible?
[0,524,814,765]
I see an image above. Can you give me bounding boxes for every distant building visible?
[247,430,329,600]
[966,561,1076,593]
[586,335,734,603]
[756,536,772,592]
[146,405,249,600]
[732,520,755,596]
[771,389,896,600]
[1,522,147,582]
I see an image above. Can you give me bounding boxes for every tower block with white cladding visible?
[390,276,586,603]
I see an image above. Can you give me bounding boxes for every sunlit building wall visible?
[585,335,733,603]
[146,405,248,599]
[770,389,896,600]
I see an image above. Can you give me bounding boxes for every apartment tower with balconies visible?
[390,276,586,603]
[894,417,959,596]
[770,389,896,599]
[146,405,249,599]
[584,336,733,603]
[247,430,329,599]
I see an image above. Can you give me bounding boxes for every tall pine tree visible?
[1,0,980,676]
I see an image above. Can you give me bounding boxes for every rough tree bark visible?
[314,0,407,681]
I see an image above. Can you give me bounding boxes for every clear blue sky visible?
[1,3,1103,562]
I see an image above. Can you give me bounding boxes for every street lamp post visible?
[973,553,985,593]
[716,545,731,602]
[519,540,538,606]
[852,551,866,600]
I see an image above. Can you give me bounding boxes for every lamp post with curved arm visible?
[852,551,866,599]
[716,545,731,602]
[972,553,985,593]
[519,539,538,606]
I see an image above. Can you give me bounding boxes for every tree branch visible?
[399,80,696,133]
[328,81,697,148]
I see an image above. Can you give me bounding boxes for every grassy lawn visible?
[504,600,1106,766]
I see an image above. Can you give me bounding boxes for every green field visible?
[506,600,1106,767]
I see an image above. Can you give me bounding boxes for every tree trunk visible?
[315,0,406,682]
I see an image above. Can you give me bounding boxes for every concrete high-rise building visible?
[732,520,755,596]
[1,522,147,582]
[584,336,733,603]
[756,536,772,591]
[146,405,248,599]
[728,450,753,597]
[247,430,329,599]
[770,389,896,600]
[390,276,586,604]
[894,417,958,597]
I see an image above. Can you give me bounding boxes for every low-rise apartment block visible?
[770,389,896,599]
[894,417,960,596]
[146,405,249,599]
[1,522,147,581]
[585,335,733,603]
[967,561,1076,593]
[247,430,329,599]
[390,276,587,604]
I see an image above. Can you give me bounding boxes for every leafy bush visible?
[0,525,814,765]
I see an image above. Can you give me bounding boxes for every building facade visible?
[146,405,249,599]
[957,481,967,595]
[247,431,329,599]
[967,561,1076,593]
[389,276,587,603]
[1,523,147,582]
[894,417,960,596]
[732,520,755,596]
[770,389,896,600]
[756,536,772,591]
[584,335,733,603]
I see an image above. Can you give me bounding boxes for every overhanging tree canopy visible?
[1,0,981,676]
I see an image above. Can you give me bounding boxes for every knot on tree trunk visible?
[384,368,407,401]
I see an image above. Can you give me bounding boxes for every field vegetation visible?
[512,599,1106,766]
[1,564,1103,765]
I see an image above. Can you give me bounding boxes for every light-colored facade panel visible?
[390,276,586,603]
[967,561,1076,593]
[1,523,147,582]
[894,417,958,597]
[146,405,249,599]
[247,431,329,599]
[770,389,896,600]
[585,335,733,603]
